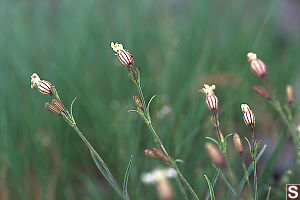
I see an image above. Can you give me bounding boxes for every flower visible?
[247,52,267,78]
[241,104,255,126]
[111,42,133,67]
[141,168,176,184]
[199,84,218,112]
[233,133,243,154]
[31,73,54,96]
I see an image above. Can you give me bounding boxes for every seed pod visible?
[241,104,255,127]
[37,80,54,96]
[45,103,61,116]
[253,85,271,101]
[233,133,243,155]
[205,93,218,112]
[286,85,293,104]
[247,52,267,79]
[205,143,225,168]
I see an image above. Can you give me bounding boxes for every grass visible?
[1,0,300,199]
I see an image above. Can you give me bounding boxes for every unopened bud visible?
[247,52,267,79]
[205,143,225,168]
[145,148,169,163]
[133,95,143,111]
[31,73,54,96]
[233,133,243,154]
[156,179,173,200]
[286,85,293,104]
[253,85,271,101]
[206,93,218,112]
[241,104,255,127]
[45,103,61,116]
[52,99,67,115]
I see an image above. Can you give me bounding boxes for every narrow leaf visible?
[237,145,267,195]
[122,155,133,200]
[204,175,215,200]
[266,187,271,200]
[213,166,237,199]
[205,137,220,147]
[205,170,219,200]
[146,95,156,119]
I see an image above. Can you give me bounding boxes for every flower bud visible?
[205,143,225,168]
[286,85,293,104]
[247,52,267,79]
[133,95,143,111]
[206,93,218,112]
[45,103,61,116]
[145,148,169,163]
[241,104,255,127]
[31,73,54,96]
[111,42,133,67]
[52,99,67,115]
[253,85,271,101]
[233,133,243,155]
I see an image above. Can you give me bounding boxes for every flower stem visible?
[250,127,258,200]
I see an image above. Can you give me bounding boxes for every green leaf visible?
[146,95,156,121]
[225,133,234,141]
[204,175,215,200]
[213,166,237,199]
[70,97,77,123]
[175,159,185,164]
[266,187,271,200]
[237,145,267,195]
[122,155,133,200]
[90,149,123,197]
[205,137,220,147]
[205,170,219,200]
[244,137,252,155]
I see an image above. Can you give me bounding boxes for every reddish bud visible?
[205,93,218,112]
[37,80,54,96]
[117,49,134,67]
[253,85,271,101]
[241,104,255,127]
[205,143,225,168]
[45,103,61,116]
[145,148,169,163]
[52,99,67,115]
[233,133,243,155]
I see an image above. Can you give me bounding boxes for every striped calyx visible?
[111,42,133,67]
[206,93,218,111]
[52,99,67,115]
[241,104,255,127]
[199,84,218,112]
[247,52,267,78]
[133,95,143,111]
[253,85,271,101]
[145,148,169,163]
[31,73,54,96]
[45,103,61,116]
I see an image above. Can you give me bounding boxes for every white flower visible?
[111,42,124,53]
[241,104,250,113]
[31,73,41,89]
[141,168,177,184]
[200,84,216,95]
[247,52,257,62]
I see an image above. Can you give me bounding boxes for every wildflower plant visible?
[31,73,133,200]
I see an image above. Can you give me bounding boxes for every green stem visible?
[253,158,257,200]
[250,127,258,200]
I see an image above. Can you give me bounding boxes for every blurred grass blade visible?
[122,155,133,200]
[214,166,237,199]
[205,169,219,200]
[204,175,215,200]
[175,176,188,200]
[90,149,123,197]
[237,145,267,195]
[266,187,271,200]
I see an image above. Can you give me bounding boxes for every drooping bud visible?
[133,95,143,111]
[241,104,255,127]
[45,103,61,116]
[199,84,218,112]
[253,85,271,101]
[111,42,133,67]
[233,133,243,155]
[205,143,225,168]
[247,52,267,79]
[145,148,169,163]
[286,85,293,104]
[31,73,54,96]
[52,99,67,115]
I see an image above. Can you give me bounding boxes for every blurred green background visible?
[1,0,300,199]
